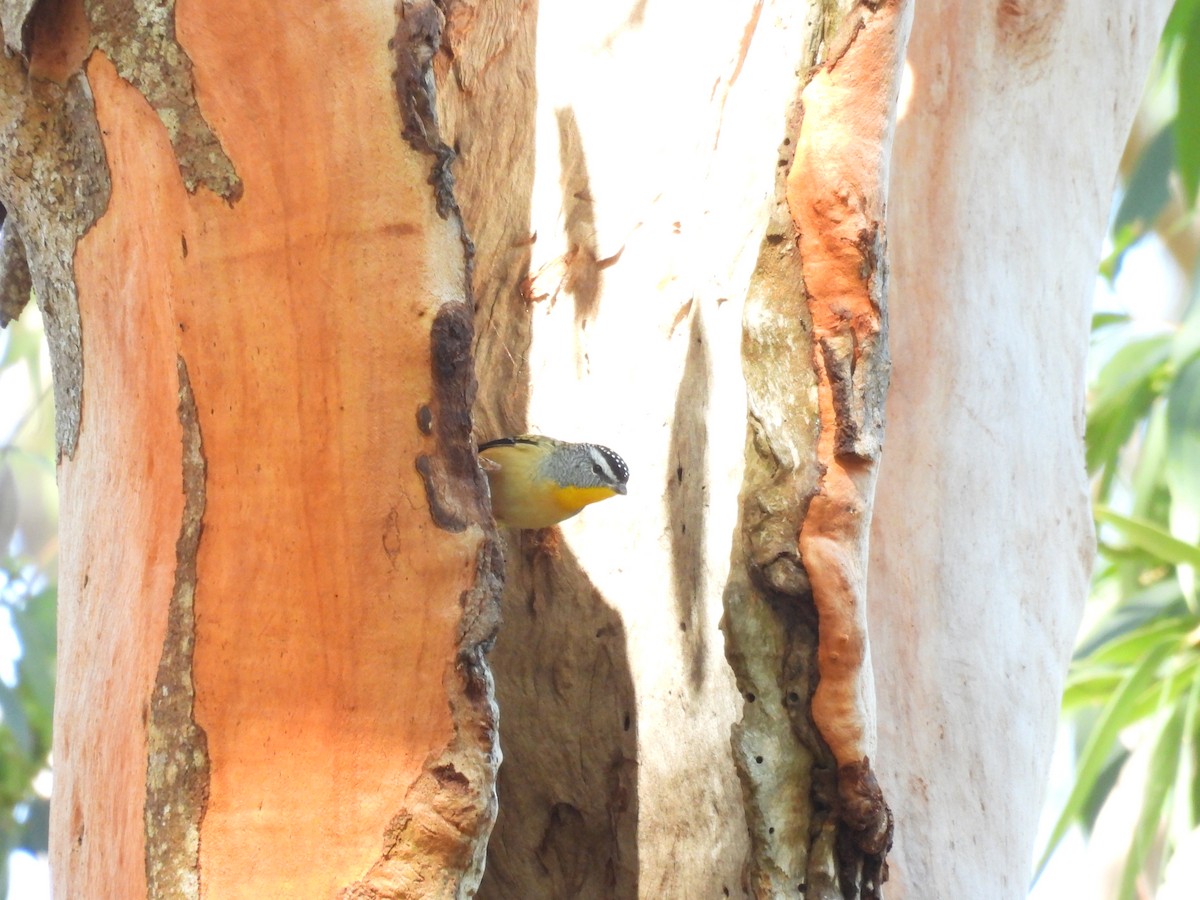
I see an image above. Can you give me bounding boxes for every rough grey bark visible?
[0,50,108,457]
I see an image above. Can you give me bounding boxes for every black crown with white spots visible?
[589,444,629,485]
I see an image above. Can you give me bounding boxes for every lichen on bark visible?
[723,116,832,896]
[2,0,239,458]
[1,0,38,57]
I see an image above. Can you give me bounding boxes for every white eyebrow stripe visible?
[586,445,611,478]
[586,444,628,483]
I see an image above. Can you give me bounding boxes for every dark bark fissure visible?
[393,0,475,275]
[144,355,210,900]
[416,304,494,534]
[407,2,643,894]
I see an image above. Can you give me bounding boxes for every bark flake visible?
[725,2,909,897]
[0,213,33,326]
[144,355,210,900]
[786,1,910,894]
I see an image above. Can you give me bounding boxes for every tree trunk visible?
[0,0,1172,898]
[5,2,501,897]
[874,1,1170,895]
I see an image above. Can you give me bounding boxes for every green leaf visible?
[1064,671,1127,711]
[1114,124,1175,235]
[1164,0,1200,44]
[1093,312,1133,332]
[1118,679,1195,899]
[1095,507,1200,568]
[1167,351,1200,608]
[1176,676,1200,834]
[1130,402,1171,535]
[1078,615,1195,669]
[1037,642,1177,879]
[1178,9,1200,206]
[1087,335,1172,495]
[1081,747,1132,833]
[1127,657,1200,725]
[1075,579,1187,660]
[1101,221,1146,283]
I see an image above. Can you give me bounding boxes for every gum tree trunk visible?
[0,0,1170,898]
[3,2,500,897]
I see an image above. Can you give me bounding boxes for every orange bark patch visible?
[56,0,489,893]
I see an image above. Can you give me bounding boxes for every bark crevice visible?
[393,0,475,273]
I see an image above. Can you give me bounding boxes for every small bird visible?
[477,435,629,529]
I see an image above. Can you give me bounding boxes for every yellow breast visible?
[551,484,619,514]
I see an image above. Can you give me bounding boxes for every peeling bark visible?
[85,0,241,199]
[724,2,909,898]
[144,356,209,900]
[787,3,911,895]
[394,0,470,239]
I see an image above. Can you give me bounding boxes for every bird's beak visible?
[614,483,627,495]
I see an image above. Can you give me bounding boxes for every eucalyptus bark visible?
[4,1,500,897]
[874,1,1171,895]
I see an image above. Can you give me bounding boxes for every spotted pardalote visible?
[477,435,629,529]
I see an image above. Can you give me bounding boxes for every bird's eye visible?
[592,463,604,476]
